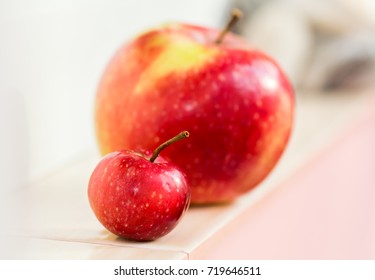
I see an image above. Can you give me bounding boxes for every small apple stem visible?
[150,131,190,163]
[215,8,243,45]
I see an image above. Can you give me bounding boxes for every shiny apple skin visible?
[88,150,190,241]
[95,23,294,204]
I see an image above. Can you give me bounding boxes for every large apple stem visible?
[215,8,243,44]
[150,131,189,163]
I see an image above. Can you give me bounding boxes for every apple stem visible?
[149,131,190,163]
[214,8,243,45]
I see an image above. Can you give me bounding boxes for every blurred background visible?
[0,0,229,188]
[231,0,375,91]
[0,0,374,259]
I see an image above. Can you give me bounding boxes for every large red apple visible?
[95,11,294,204]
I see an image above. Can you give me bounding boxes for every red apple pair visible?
[89,10,294,241]
[94,10,294,204]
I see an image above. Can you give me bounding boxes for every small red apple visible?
[95,10,294,204]
[88,131,190,241]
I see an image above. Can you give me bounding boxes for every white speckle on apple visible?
[183,102,196,112]
[253,113,260,120]
[218,74,225,81]
[256,99,263,108]
[133,186,139,195]
[127,166,136,177]
[115,207,119,212]
[261,76,278,91]
[151,191,156,198]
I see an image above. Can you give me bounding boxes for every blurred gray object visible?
[229,0,375,91]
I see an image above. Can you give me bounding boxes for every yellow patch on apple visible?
[134,35,218,95]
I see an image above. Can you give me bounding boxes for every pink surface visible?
[192,111,375,259]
